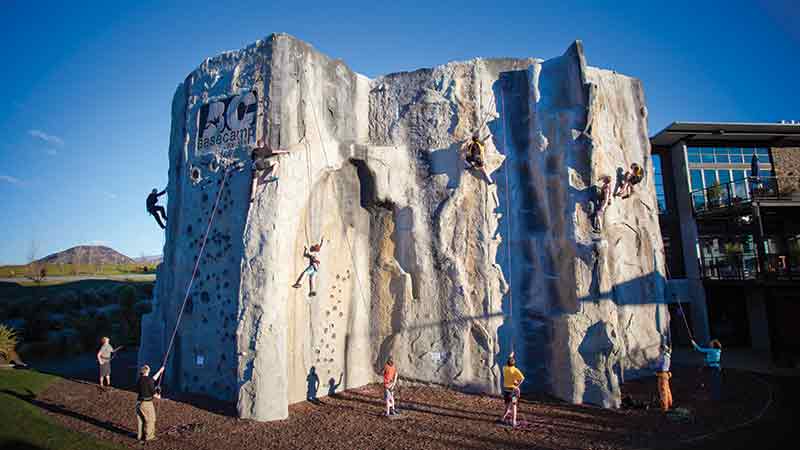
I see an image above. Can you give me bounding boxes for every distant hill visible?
[36,245,136,265]
[133,255,163,265]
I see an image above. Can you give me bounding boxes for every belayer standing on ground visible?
[96,337,117,388]
[692,338,722,400]
[501,353,525,427]
[383,356,399,417]
[462,133,494,185]
[592,175,613,232]
[615,162,644,199]
[136,364,164,443]
[293,238,324,297]
[146,188,167,229]
[250,137,290,202]
[655,344,673,411]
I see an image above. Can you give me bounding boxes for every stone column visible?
[669,140,710,343]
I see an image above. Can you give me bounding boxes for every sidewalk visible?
[672,347,800,376]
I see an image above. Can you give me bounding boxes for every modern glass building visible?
[651,122,800,367]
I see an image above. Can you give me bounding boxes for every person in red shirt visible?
[383,356,398,417]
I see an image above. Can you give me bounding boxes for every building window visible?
[686,146,774,204]
[652,154,667,213]
[690,169,704,208]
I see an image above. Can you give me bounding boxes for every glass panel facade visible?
[732,170,748,199]
[652,154,666,213]
[685,146,774,206]
[703,169,718,186]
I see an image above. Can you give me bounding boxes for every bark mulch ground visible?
[31,366,769,450]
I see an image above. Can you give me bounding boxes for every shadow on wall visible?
[306,366,320,404]
[427,142,464,189]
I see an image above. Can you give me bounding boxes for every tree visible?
[26,240,44,283]
[707,182,723,208]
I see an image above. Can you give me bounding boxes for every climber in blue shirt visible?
[692,339,723,400]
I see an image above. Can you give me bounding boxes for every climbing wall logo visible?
[196,91,258,153]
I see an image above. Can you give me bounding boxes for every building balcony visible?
[701,253,800,282]
[691,176,800,217]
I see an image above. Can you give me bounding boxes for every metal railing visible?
[701,252,800,281]
[691,176,800,213]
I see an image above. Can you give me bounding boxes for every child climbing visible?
[692,338,723,400]
[656,344,673,411]
[146,188,167,229]
[592,175,613,232]
[250,138,290,202]
[293,238,324,297]
[501,353,525,427]
[461,133,493,185]
[615,162,644,199]
[383,356,399,417]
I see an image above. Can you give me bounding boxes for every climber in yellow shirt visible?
[461,133,493,185]
[501,353,525,427]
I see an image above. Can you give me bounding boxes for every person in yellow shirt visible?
[501,353,525,427]
[462,133,493,185]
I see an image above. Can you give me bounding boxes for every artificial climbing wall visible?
[140,33,668,422]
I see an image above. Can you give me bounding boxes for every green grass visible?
[0,369,123,450]
[0,263,156,279]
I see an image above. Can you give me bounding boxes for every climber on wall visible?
[462,133,494,185]
[292,238,324,297]
[146,188,168,229]
[614,162,644,199]
[250,137,291,202]
[592,175,613,232]
[501,352,525,427]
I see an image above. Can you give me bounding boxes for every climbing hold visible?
[190,165,203,184]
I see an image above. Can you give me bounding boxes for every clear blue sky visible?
[0,0,797,264]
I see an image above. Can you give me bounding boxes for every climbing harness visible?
[499,87,515,353]
[157,166,232,388]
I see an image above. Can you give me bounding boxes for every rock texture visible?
[139,33,669,421]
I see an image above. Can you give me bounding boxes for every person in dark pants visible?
[692,339,722,400]
[146,188,167,229]
[136,364,164,443]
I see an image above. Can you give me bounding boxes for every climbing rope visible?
[661,249,694,342]
[499,86,515,354]
[302,129,315,246]
[158,166,231,386]
[306,97,371,315]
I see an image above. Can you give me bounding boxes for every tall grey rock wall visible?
[139,33,669,421]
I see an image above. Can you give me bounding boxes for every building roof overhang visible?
[650,122,800,149]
